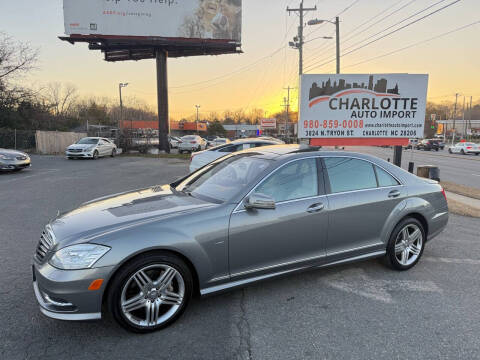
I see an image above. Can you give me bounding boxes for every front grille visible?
[68,149,83,153]
[35,228,55,262]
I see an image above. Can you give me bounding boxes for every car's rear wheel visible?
[386,217,425,271]
[448,148,452,154]
[107,252,193,333]
[461,149,465,155]
[111,149,116,158]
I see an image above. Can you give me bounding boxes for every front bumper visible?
[66,150,95,158]
[0,158,31,170]
[32,261,115,321]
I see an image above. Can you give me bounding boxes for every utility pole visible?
[452,93,459,145]
[335,16,340,74]
[469,96,473,140]
[283,86,295,139]
[195,105,201,134]
[462,96,466,139]
[287,1,317,75]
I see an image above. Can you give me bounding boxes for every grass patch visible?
[447,198,480,218]
[441,181,480,201]
[120,153,190,160]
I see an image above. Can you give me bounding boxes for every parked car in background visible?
[437,139,445,150]
[169,136,181,149]
[0,148,31,171]
[448,142,480,155]
[405,139,419,150]
[32,145,448,333]
[66,137,117,160]
[178,135,207,153]
[209,137,230,148]
[415,139,439,151]
[189,138,286,172]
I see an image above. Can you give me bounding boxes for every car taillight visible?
[190,141,197,144]
[466,146,472,149]
[441,188,447,201]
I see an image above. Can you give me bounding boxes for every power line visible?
[304,0,462,72]
[304,0,443,69]
[341,20,479,69]
[305,0,362,37]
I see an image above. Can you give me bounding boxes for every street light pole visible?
[335,16,340,74]
[195,105,201,134]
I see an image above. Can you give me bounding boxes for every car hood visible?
[67,144,94,150]
[50,185,215,245]
[0,148,28,157]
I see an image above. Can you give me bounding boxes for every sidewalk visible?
[445,191,480,218]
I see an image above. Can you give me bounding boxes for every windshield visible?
[77,138,98,145]
[176,154,271,202]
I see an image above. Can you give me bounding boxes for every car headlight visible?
[49,244,110,270]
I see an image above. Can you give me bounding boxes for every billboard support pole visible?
[156,49,170,154]
[393,146,403,167]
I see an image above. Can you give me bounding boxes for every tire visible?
[385,217,426,271]
[461,149,465,155]
[107,252,193,333]
[111,149,116,158]
[196,146,201,152]
[67,157,73,160]
[475,153,479,156]
[93,150,99,160]
[448,149,452,154]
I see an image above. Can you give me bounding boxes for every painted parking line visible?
[424,257,480,265]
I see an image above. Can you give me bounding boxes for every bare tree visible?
[43,82,78,118]
[0,33,39,81]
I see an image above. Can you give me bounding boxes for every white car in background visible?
[169,136,181,149]
[178,135,207,153]
[448,142,480,155]
[209,137,230,147]
[189,138,284,172]
[66,137,117,160]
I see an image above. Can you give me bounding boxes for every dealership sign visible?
[63,0,242,41]
[261,118,277,129]
[299,74,428,141]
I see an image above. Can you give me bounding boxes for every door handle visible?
[307,203,324,213]
[388,190,401,198]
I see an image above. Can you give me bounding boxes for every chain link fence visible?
[0,129,36,150]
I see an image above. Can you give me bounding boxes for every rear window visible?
[182,136,197,141]
[375,166,400,187]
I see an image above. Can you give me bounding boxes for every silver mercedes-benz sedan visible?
[32,145,448,333]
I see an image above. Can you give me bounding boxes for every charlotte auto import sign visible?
[261,118,277,129]
[299,74,428,145]
[63,0,242,41]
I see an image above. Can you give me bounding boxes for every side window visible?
[324,157,377,193]
[219,144,243,153]
[254,158,318,203]
[375,166,400,187]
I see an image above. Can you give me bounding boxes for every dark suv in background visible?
[415,139,440,151]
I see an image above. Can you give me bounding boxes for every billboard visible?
[261,118,277,129]
[299,74,428,140]
[63,0,242,42]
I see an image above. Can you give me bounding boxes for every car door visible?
[97,139,107,156]
[323,157,405,261]
[228,157,329,278]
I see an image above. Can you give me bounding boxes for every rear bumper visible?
[427,209,449,242]
[32,261,115,321]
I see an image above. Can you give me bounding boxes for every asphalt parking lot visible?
[1,155,479,360]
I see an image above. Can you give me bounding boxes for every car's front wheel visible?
[93,150,99,160]
[448,148,452,154]
[386,217,425,271]
[107,252,193,333]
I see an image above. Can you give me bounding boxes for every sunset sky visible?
[2,0,479,119]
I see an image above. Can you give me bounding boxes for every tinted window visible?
[324,158,377,193]
[77,138,98,145]
[218,144,243,153]
[375,166,399,187]
[254,158,318,203]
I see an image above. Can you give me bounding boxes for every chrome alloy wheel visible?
[394,224,423,266]
[120,264,185,328]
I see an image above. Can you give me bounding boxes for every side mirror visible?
[244,193,276,210]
